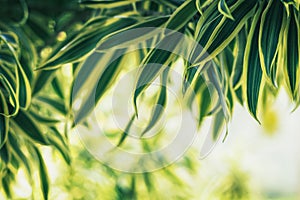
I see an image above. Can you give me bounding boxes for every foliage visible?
[0,0,299,199]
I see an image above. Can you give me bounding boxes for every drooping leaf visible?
[117,115,135,146]
[285,7,299,97]
[259,0,284,81]
[13,110,48,145]
[34,147,50,200]
[133,33,182,115]
[72,49,126,124]
[231,28,247,88]
[8,133,31,175]
[141,67,169,136]
[244,3,264,121]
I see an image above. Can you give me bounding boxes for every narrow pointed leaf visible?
[286,8,299,97]
[244,4,264,121]
[0,91,9,148]
[165,0,197,31]
[141,67,169,135]
[259,0,284,79]
[218,0,234,20]
[13,110,48,145]
[98,16,169,50]
[34,147,50,200]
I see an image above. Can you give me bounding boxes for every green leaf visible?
[207,63,230,122]
[32,70,56,96]
[198,80,212,127]
[165,0,197,31]
[79,0,142,8]
[0,91,9,149]
[29,109,61,126]
[285,7,299,97]
[97,16,169,51]
[35,96,67,115]
[8,133,31,175]
[13,110,48,145]
[212,109,226,140]
[243,3,264,122]
[218,0,234,20]
[0,142,9,164]
[259,0,284,80]
[133,33,181,115]
[72,49,126,124]
[47,134,71,165]
[38,17,137,70]
[141,67,169,136]
[51,77,65,99]
[231,28,246,88]
[0,74,19,117]
[193,0,257,65]
[34,147,50,200]
[0,34,32,109]
[117,115,135,146]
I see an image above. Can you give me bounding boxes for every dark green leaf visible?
[244,4,264,121]
[34,147,49,200]
[0,91,9,148]
[286,7,299,97]
[166,0,197,31]
[259,0,284,79]
[13,110,48,145]
[218,0,234,20]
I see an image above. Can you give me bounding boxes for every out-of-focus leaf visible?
[212,109,226,140]
[47,134,71,165]
[32,70,56,96]
[141,67,169,136]
[38,17,137,70]
[243,3,264,121]
[29,109,61,126]
[8,133,31,175]
[34,147,49,200]
[259,0,284,81]
[2,177,11,199]
[198,80,212,127]
[165,0,197,31]
[35,96,67,115]
[218,0,234,20]
[117,115,135,146]
[13,110,48,145]
[207,63,230,122]
[98,16,169,51]
[0,142,9,164]
[51,77,65,99]
[285,7,299,97]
